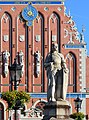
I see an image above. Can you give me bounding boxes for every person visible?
[44,43,68,102]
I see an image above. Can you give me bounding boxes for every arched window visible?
[0,103,4,120]
[66,52,76,92]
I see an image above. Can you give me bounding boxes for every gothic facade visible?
[0,0,88,119]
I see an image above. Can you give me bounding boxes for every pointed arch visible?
[49,12,60,52]
[38,11,45,92]
[66,52,77,92]
[0,100,7,120]
[1,12,12,58]
[31,11,45,92]
[1,12,12,91]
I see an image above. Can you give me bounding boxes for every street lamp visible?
[74,97,82,113]
[9,58,22,90]
[9,58,22,120]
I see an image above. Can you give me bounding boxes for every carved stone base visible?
[43,100,71,120]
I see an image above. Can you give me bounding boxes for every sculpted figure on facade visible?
[3,50,10,77]
[44,43,68,102]
[34,51,41,77]
[19,50,24,77]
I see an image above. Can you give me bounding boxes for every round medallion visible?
[22,3,38,26]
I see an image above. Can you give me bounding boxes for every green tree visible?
[1,90,30,110]
[70,112,85,120]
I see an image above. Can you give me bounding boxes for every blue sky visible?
[65,0,89,54]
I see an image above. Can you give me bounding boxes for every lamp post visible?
[74,97,82,113]
[9,58,22,120]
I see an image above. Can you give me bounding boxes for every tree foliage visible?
[70,112,85,120]
[1,90,30,110]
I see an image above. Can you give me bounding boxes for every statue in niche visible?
[19,50,24,77]
[34,51,41,77]
[3,50,10,77]
[44,43,68,102]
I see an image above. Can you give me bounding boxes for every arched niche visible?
[48,12,60,52]
[32,12,45,92]
[66,52,76,92]
[1,12,12,57]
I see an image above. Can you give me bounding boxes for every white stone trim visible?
[79,49,86,92]
[80,98,86,118]
[0,100,6,120]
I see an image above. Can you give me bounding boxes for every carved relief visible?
[52,35,56,42]
[18,50,24,77]
[70,24,77,31]
[2,13,10,23]
[35,35,41,42]
[3,35,9,42]
[64,17,73,24]
[24,100,46,118]
[3,50,10,77]
[19,35,24,42]
[64,29,68,38]
[50,13,58,23]
[34,51,41,77]
[36,13,42,23]
[68,32,74,44]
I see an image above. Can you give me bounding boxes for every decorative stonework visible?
[36,13,42,23]
[35,35,41,42]
[57,7,62,11]
[11,7,16,11]
[75,31,80,41]
[22,3,38,26]
[50,13,58,23]
[24,100,46,118]
[34,51,41,77]
[52,35,56,42]
[70,24,77,31]
[3,50,10,77]
[64,17,73,24]
[19,35,24,42]
[44,7,49,11]
[68,32,74,44]
[2,13,10,23]
[3,35,9,42]
[64,29,68,38]
[19,50,24,77]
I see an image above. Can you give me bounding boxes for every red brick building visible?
[0,0,88,119]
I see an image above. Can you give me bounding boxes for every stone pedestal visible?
[43,100,71,120]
